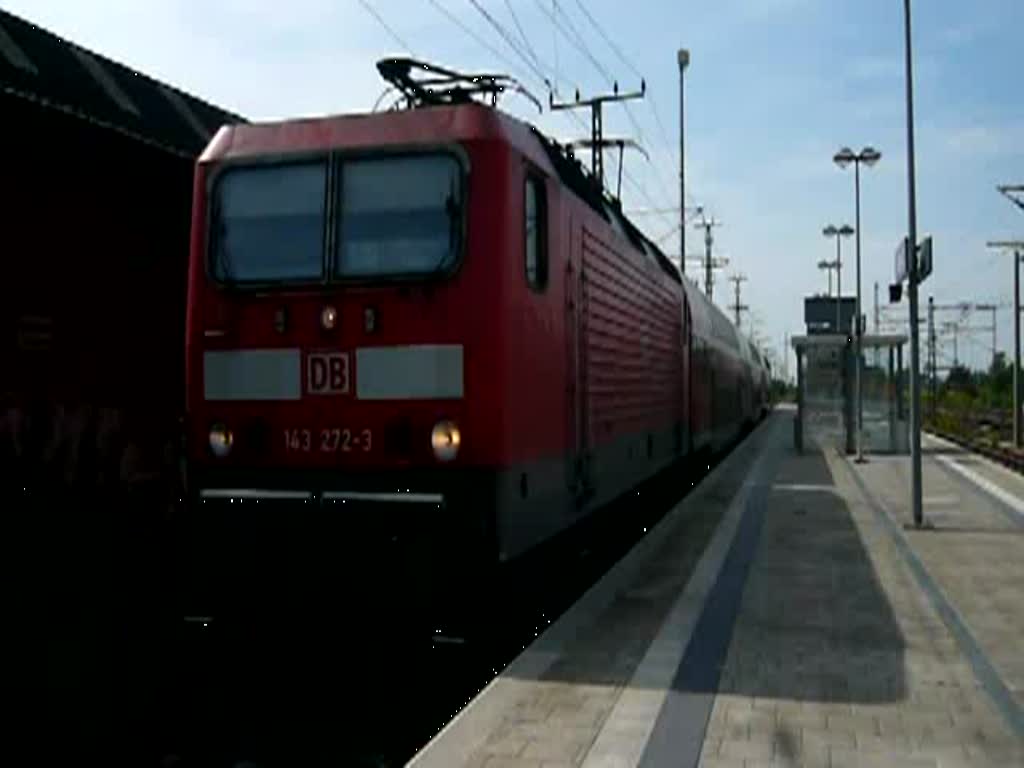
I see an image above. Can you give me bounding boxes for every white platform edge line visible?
[580,423,777,768]
[405,415,780,768]
[925,431,1024,489]
[934,454,1024,521]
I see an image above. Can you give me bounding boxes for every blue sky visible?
[6,0,1022,376]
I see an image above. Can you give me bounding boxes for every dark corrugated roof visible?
[0,7,245,157]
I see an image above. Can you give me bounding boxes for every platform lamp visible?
[823,224,854,333]
[817,258,838,296]
[835,146,881,463]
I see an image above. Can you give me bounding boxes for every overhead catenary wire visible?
[542,2,648,143]
[427,3,603,200]
[533,0,610,86]
[537,0,679,225]
[655,222,681,245]
[410,0,677,237]
[467,4,668,230]
[357,0,416,54]
[436,2,579,136]
[552,1,560,97]
[427,0,537,91]
[358,0,680,231]
[622,167,678,235]
[572,0,642,80]
[467,0,551,89]
[571,0,678,174]
[503,0,545,76]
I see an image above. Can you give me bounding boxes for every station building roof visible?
[0,7,245,157]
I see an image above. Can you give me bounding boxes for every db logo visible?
[306,352,350,395]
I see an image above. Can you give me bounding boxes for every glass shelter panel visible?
[802,343,848,450]
[793,335,908,455]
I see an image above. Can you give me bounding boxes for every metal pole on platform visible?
[991,306,997,369]
[835,147,880,459]
[824,226,853,333]
[903,0,924,527]
[987,243,1024,446]
[836,235,842,331]
[875,282,883,368]
[855,162,864,461]
[678,49,689,277]
[928,296,936,425]
[795,346,804,452]
[875,282,880,336]
[1016,253,1021,448]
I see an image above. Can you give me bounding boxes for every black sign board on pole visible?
[917,235,933,282]
[891,235,933,301]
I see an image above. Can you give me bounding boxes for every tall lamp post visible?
[903,0,924,528]
[834,146,882,463]
[678,49,690,276]
[823,224,854,331]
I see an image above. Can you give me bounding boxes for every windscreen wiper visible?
[427,191,462,277]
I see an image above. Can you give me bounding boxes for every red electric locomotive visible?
[182,59,769,630]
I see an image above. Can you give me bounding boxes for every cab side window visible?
[525,175,547,290]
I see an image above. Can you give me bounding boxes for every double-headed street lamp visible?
[817,259,839,296]
[823,224,854,332]
[834,146,882,463]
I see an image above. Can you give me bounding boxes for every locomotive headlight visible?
[208,423,234,457]
[321,305,338,331]
[431,420,461,462]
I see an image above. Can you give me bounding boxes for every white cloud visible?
[939,20,993,48]
[943,122,1023,157]
[847,54,902,82]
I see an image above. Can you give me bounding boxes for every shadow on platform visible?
[715,445,907,705]
[523,431,908,709]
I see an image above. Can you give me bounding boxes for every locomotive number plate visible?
[284,428,372,453]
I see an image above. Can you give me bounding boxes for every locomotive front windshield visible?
[210,152,463,284]
[212,161,327,283]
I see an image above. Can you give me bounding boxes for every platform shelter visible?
[792,333,909,455]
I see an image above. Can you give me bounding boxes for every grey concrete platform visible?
[404,410,1024,768]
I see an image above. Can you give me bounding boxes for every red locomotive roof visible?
[199,103,547,168]
[197,99,683,286]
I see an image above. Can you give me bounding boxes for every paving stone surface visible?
[698,436,1022,768]
[443,420,778,768]
[412,418,1024,767]
[861,438,1024,714]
